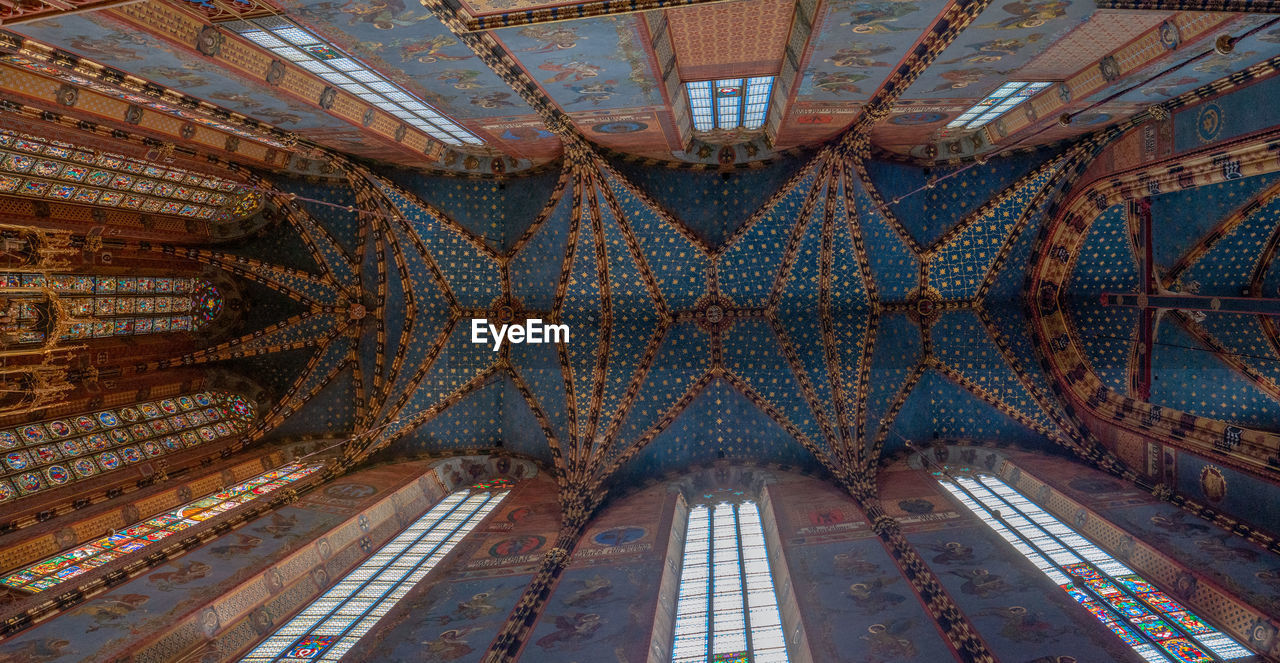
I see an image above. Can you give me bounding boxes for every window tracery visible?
[0,390,256,503]
[0,273,222,345]
[0,130,260,220]
[671,500,790,663]
[240,477,512,661]
[0,461,322,592]
[936,470,1253,662]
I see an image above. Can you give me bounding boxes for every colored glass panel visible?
[936,472,1252,661]
[0,392,255,503]
[0,463,321,592]
[685,77,775,132]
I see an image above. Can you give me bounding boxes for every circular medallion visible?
[160,399,179,414]
[48,421,72,438]
[1196,102,1223,144]
[73,458,97,477]
[5,452,29,470]
[1200,465,1227,503]
[0,481,14,502]
[15,472,41,492]
[59,440,83,457]
[0,431,17,449]
[890,112,945,125]
[97,411,119,428]
[592,527,646,547]
[45,465,69,484]
[591,121,647,134]
[143,440,163,457]
[75,415,96,431]
[119,407,141,422]
[195,392,212,406]
[21,425,45,443]
[489,534,546,557]
[98,451,121,470]
[121,447,142,463]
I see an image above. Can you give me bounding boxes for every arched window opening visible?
[936,470,1253,662]
[239,477,513,662]
[0,391,256,502]
[0,273,222,344]
[0,130,260,220]
[671,500,790,663]
[0,462,323,592]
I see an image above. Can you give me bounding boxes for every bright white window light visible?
[239,480,510,662]
[222,17,483,146]
[685,77,775,132]
[671,501,791,663]
[936,471,1254,662]
[946,81,1052,131]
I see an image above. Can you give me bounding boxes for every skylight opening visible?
[222,17,483,147]
[946,81,1053,131]
[685,77,775,132]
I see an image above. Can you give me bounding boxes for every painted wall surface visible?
[769,475,957,663]
[351,474,563,663]
[520,483,676,663]
[0,462,425,663]
[883,464,1146,662]
[1010,451,1280,628]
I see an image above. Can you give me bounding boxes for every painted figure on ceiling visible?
[939,35,1044,65]
[438,70,483,90]
[923,540,976,564]
[422,627,483,661]
[979,606,1068,642]
[847,577,907,613]
[950,568,1010,597]
[827,42,895,68]
[71,594,150,632]
[533,613,603,649]
[518,26,582,52]
[399,35,472,64]
[861,621,918,662]
[147,561,213,592]
[811,71,870,95]
[470,92,516,109]
[0,638,71,663]
[837,1,919,34]
[977,0,1070,30]
[833,548,879,576]
[929,67,1000,91]
[539,60,602,84]
[567,82,618,106]
[336,0,428,29]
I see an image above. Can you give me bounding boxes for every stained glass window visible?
[936,471,1253,662]
[0,273,222,343]
[671,501,790,663]
[0,462,321,592]
[240,480,510,661]
[221,17,481,147]
[945,81,1052,130]
[0,391,255,503]
[0,130,258,220]
[686,78,774,132]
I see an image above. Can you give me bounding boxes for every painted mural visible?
[350,476,562,663]
[899,0,1092,103]
[769,477,957,663]
[1011,451,1280,630]
[887,466,1148,662]
[521,483,672,663]
[273,0,535,122]
[11,15,338,130]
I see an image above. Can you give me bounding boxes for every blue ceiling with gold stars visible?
[207,136,1280,493]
